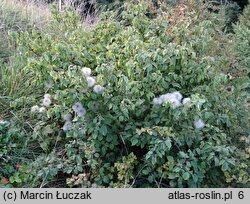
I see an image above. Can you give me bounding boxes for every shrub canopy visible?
[1,0,249,187]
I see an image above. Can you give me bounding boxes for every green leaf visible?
[179,151,189,159]
[193,174,198,183]
[76,156,82,164]
[131,138,139,146]
[165,139,172,150]
[9,176,15,183]
[222,162,229,171]
[214,157,220,166]
[169,173,178,179]
[99,125,108,136]
[15,177,22,183]
[183,172,190,180]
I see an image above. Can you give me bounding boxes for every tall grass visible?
[0,0,100,121]
[0,0,52,120]
[0,0,51,60]
[0,0,51,28]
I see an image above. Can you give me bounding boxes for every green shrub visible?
[8,0,250,187]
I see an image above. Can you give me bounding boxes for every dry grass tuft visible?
[0,0,52,29]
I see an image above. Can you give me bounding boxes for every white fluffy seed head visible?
[93,85,105,94]
[194,119,205,129]
[159,94,172,103]
[42,98,52,107]
[63,121,73,131]
[76,108,86,117]
[182,97,191,105]
[63,113,72,121]
[44,94,51,99]
[81,67,92,76]
[153,97,162,105]
[72,102,83,112]
[172,91,183,101]
[170,98,182,109]
[164,97,181,109]
[153,91,183,108]
[39,107,46,113]
[31,105,39,112]
[86,77,96,87]
[162,94,182,108]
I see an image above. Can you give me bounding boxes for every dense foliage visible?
[0,0,249,187]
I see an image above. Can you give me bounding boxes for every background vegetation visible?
[0,0,249,187]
